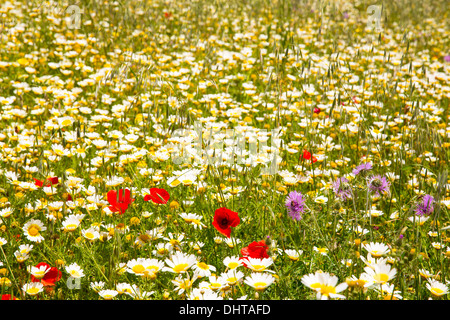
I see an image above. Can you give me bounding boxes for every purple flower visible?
[367,174,390,197]
[285,191,305,221]
[444,55,450,62]
[332,177,353,201]
[415,194,435,216]
[352,162,373,176]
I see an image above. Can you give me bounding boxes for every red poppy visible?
[239,240,270,267]
[1,294,17,300]
[241,240,269,259]
[302,150,311,160]
[144,188,170,204]
[33,177,59,187]
[107,188,134,214]
[30,262,62,287]
[313,107,321,114]
[164,12,172,18]
[302,150,317,163]
[212,207,240,238]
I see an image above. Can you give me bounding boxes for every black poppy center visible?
[220,217,229,227]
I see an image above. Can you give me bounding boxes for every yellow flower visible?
[170,200,180,210]
[55,259,65,267]
[0,277,12,287]
[129,217,141,226]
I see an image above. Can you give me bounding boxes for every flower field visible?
[0,0,449,301]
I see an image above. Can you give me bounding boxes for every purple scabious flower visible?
[285,191,305,221]
[444,55,450,63]
[332,177,353,201]
[415,194,435,216]
[352,162,373,176]
[367,174,390,197]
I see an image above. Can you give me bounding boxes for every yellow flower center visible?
[227,277,237,284]
[66,224,77,231]
[356,279,368,287]
[319,285,336,296]
[54,149,65,156]
[210,283,221,290]
[61,119,72,127]
[33,271,46,279]
[85,232,95,239]
[383,293,399,300]
[371,250,382,257]
[182,179,193,186]
[310,282,322,290]
[178,280,192,290]
[431,288,444,296]
[253,282,267,291]
[27,287,41,295]
[170,179,181,187]
[132,265,145,274]
[173,263,189,273]
[157,248,168,255]
[228,262,239,269]
[146,266,159,273]
[252,265,266,271]
[28,225,40,236]
[373,273,390,283]
[197,262,209,270]
[71,270,80,277]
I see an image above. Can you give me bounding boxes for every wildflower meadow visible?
[0,0,449,303]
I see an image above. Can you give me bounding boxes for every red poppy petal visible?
[48,177,59,185]
[118,189,125,202]
[302,150,311,160]
[150,188,170,204]
[108,205,119,212]
[229,215,240,227]
[118,203,129,214]
[239,256,250,268]
[107,190,118,206]
[42,268,61,286]
[121,189,133,204]
[212,207,239,238]
[212,220,231,237]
